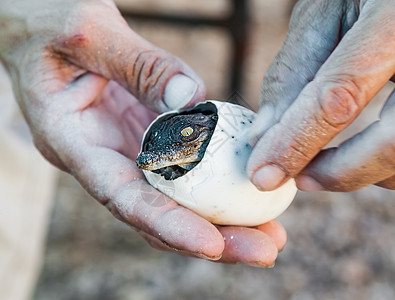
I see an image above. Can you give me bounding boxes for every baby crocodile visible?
[136,112,218,180]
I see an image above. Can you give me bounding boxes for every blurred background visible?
[2,0,395,299]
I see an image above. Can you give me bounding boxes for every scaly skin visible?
[136,112,217,179]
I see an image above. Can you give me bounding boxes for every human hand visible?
[247,0,395,192]
[0,0,286,266]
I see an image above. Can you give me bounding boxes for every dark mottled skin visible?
[136,112,217,180]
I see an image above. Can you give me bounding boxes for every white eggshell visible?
[141,100,297,226]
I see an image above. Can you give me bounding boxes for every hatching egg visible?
[137,100,297,226]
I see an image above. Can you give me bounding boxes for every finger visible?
[376,175,395,190]
[111,180,224,260]
[250,0,359,145]
[296,88,395,192]
[65,144,224,258]
[256,220,287,252]
[140,217,286,264]
[216,226,278,268]
[138,229,221,260]
[248,3,395,191]
[62,72,109,110]
[52,1,205,112]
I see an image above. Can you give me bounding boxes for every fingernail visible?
[164,74,198,109]
[247,261,276,268]
[193,252,222,261]
[296,175,324,191]
[252,165,287,191]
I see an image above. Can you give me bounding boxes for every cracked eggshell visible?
[140,100,297,226]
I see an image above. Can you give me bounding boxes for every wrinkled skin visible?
[248,0,395,192]
[0,0,286,267]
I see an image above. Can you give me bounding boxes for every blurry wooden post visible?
[119,0,250,96]
[228,0,248,94]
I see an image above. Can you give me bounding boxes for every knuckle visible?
[328,173,365,191]
[128,49,159,96]
[283,142,314,176]
[57,1,118,50]
[329,181,362,192]
[56,8,92,50]
[316,171,365,192]
[302,149,364,192]
[290,0,308,18]
[128,49,179,99]
[291,0,317,19]
[291,0,340,19]
[376,177,395,190]
[317,79,362,128]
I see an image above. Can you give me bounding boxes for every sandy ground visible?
[4,0,391,299]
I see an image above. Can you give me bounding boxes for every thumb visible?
[249,0,359,146]
[53,1,205,112]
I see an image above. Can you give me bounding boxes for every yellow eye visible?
[181,126,194,137]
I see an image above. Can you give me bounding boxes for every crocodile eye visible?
[180,126,194,137]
